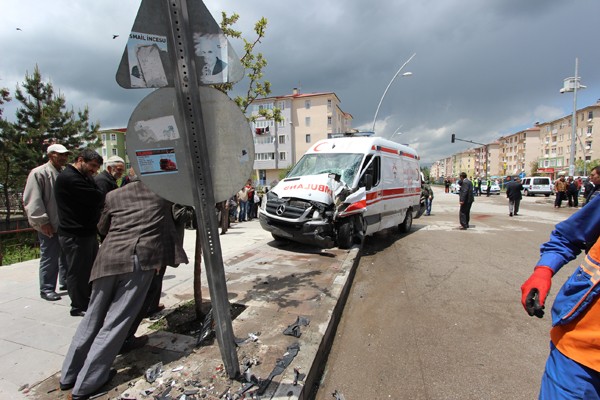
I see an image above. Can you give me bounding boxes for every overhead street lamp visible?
[560,57,586,177]
[371,53,416,133]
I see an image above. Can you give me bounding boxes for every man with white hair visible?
[23,143,71,301]
[95,155,125,196]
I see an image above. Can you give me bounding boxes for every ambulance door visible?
[361,154,382,235]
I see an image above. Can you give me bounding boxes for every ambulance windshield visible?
[287,153,363,185]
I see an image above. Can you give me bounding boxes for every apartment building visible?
[97,128,129,170]
[249,88,353,187]
[537,100,600,179]
[497,126,540,177]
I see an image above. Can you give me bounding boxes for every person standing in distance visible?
[23,144,71,301]
[458,172,474,230]
[506,176,523,216]
[55,149,104,317]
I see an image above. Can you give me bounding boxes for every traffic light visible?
[451,134,455,143]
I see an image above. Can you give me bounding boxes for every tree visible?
[189,13,271,319]
[529,160,539,176]
[0,66,101,224]
[215,13,270,114]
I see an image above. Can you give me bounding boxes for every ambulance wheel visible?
[337,220,354,249]
[399,210,413,233]
[523,189,529,196]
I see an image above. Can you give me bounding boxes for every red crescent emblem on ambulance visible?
[313,142,328,152]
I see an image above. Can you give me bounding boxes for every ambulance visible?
[258,133,423,249]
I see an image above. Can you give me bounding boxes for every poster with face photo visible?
[193,33,228,84]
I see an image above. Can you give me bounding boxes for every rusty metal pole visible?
[164,0,240,378]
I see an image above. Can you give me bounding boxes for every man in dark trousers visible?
[59,178,187,399]
[55,149,104,317]
[506,176,523,216]
[458,172,474,230]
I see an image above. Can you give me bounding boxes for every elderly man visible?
[23,144,71,301]
[94,155,125,196]
[55,149,104,317]
[59,178,187,400]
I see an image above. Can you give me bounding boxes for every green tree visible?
[215,13,270,114]
[0,65,101,224]
[529,160,539,176]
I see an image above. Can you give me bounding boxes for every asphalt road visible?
[316,187,581,400]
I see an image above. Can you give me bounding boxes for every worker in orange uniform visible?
[521,194,600,399]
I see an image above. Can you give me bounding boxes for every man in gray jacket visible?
[23,144,71,301]
[59,178,187,399]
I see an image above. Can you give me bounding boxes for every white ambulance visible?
[258,133,423,248]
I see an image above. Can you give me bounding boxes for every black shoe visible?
[70,310,86,317]
[41,291,61,301]
[59,381,74,391]
[509,213,513,217]
[119,335,149,354]
[59,285,67,291]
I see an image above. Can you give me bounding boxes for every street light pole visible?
[560,57,586,176]
[371,53,415,133]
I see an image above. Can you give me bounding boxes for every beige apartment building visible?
[249,89,353,187]
[537,100,600,179]
[496,126,540,177]
[430,100,600,182]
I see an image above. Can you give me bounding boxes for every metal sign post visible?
[163,0,239,377]
[117,0,250,378]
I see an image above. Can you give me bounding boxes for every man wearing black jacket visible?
[55,149,104,317]
[458,172,474,230]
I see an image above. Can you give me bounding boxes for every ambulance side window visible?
[360,155,381,187]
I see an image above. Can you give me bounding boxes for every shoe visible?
[68,368,117,399]
[59,285,68,291]
[70,310,86,317]
[514,213,518,216]
[145,304,165,317]
[119,335,149,354]
[509,213,513,217]
[41,291,61,301]
[59,381,75,391]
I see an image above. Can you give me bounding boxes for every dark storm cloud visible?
[2,0,599,163]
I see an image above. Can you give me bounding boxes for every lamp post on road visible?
[560,57,586,177]
[371,53,415,133]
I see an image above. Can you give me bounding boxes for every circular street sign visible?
[126,86,254,205]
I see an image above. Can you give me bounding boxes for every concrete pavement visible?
[0,219,359,399]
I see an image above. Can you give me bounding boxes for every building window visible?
[256,152,275,161]
[305,100,311,109]
[112,149,117,156]
[278,135,285,144]
[589,111,594,120]
[102,148,107,157]
[102,133,107,141]
[110,133,117,141]
[305,134,311,143]
[327,116,332,126]
[588,126,593,135]
[327,99,332,110]
[305,117,311,127]
[279,152,286,161]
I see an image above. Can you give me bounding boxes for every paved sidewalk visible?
[0,219,359,399]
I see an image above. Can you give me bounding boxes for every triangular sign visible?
[116,0,244,89]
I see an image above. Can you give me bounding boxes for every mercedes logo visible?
[276,205,286,216]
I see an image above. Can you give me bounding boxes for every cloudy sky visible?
[2,0,599,164]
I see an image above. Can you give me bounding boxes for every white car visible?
[480,182,501,195]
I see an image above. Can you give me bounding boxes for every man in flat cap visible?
[23,143,71,301]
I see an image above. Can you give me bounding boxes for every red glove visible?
[520,266,553,318]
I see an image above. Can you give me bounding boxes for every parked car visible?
[480,182,501,195]
[520,176,553,197]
